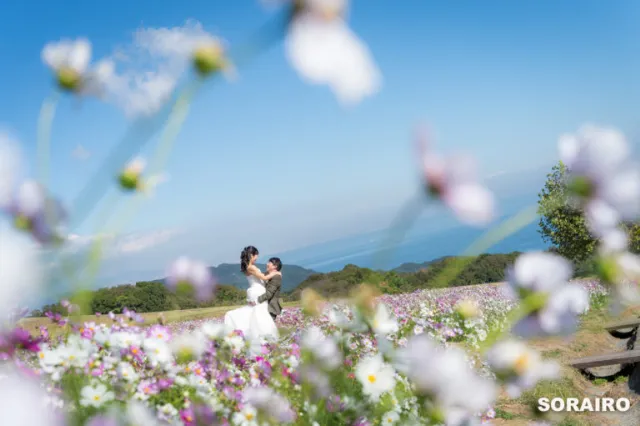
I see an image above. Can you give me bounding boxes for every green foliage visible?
[286,253,521,300]
[33,281,247,317]
[538,161,639,265]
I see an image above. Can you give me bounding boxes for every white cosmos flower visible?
[117,362,139,383]
[596,231,640,311]
[41,38,113,95]
[381,411,400,424]
[285,0,381,105]
[0,228,43,318]
[301,326,342,369]
[243,386,296,423]
[80,383,115,408]
[354,354,396,401]
[201,321,228,340]
[416,130,495,226]
[143,338,173,366]
[486,340,560,398]
[371,303,399,335]
[171,331,208,361]
[505,252,588,337]
[558,125,640,234]
[232,403,259,426]
[394,334,496,420]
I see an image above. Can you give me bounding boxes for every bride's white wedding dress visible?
[223,275,279,340]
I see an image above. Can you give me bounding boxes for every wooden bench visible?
[604,318,640,339]
[569,350,640,369]
[569,316,640,389]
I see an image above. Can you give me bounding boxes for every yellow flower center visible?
[245,413,254,421]
[367,374,377,383]
[93,395,100,401]
[514,353,530,374]
[39,352,45,359]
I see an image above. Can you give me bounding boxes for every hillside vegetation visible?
[285,252,521,300]
[32,252,524,316]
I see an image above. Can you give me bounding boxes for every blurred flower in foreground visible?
[596,229,640,312]
[8,180,68,245]
[166,256,216,301]
[504,252,589,337]
[0,228,43,318]
[0,130,22,209]
[284,0,381,105]
[41,38,114,96]
[118,158,169,196]
[243,386,296,423]
[486,340,559,398]
[558,124,640,237]
[415,128,495,226]
[0,369,61,426]
[394,334,496,424]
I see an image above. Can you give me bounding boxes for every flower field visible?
[2,279,610,426]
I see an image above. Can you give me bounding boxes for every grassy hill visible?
[284,252,522,300]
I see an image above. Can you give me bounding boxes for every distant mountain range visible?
[206,263,317,292]
[391,256,449,273]
[149,260,449,293]
[195,260,457,292]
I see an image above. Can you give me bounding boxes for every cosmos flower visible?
[301,326,342,370]
[558,125,640,236]
[0,228,43,318]
[80,383,115,408]
[486,340,560,398]
[283,0,381,105]
[41,38,114,96]
[415,128,496,226]
[504,252,589,337]
[354,354,396,401]
[166,256,216,301]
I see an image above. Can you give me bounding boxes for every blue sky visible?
[1,0,639,285]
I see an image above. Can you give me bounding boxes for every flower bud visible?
[351,283,380,317]
[118,158,145,191]
[193,42,226,77]
[56,67,83,92]
[301,288,325,317]
[596,256,619,285]
[455,299,481,320]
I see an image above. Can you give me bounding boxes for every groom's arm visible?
[257,275,281,304]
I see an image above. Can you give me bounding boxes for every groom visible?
[250,257,283,321]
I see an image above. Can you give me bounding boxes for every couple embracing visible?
[223,246,283,340]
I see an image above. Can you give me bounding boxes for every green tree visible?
[537,161,639,264]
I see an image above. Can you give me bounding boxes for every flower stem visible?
[68,11,289,231]
[36,92,59,188]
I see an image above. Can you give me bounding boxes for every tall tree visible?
[537,162,639,264]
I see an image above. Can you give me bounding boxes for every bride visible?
[223,246,280,340]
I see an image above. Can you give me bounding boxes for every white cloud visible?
[101,20,219,118]
[113,228,180,254]
[61,228,180,258]
[71,144,91,160]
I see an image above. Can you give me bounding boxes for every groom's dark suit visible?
[257,275,282,321]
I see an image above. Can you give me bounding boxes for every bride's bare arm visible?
[247,265,279,281]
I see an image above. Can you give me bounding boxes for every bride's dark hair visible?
[240,246,259,274]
